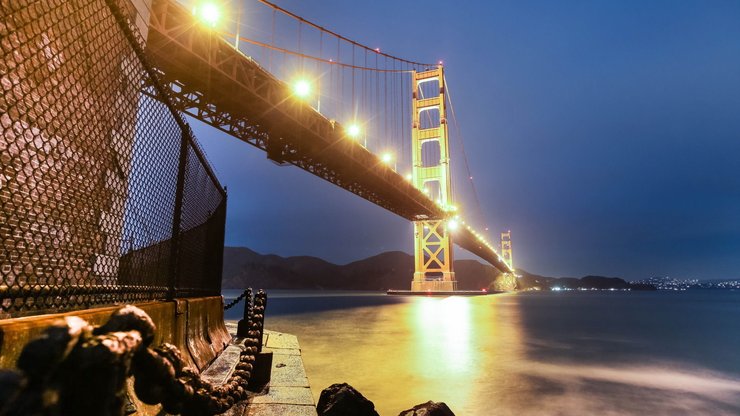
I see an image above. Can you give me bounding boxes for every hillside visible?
[222,247,505,291]
[221,247,653,291]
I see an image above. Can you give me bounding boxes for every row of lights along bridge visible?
[189,0,510,266]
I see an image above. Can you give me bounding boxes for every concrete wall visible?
[0,296,231,371]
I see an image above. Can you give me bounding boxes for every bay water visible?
[224,290,740,415]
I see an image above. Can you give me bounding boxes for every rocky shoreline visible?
[317,383,455,416]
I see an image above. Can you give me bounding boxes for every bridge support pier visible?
[410,66,458,292]
[411,273,457,292]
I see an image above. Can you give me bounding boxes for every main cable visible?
[257,0,436,68]
[445,75,488,231]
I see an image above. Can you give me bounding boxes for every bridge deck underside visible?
[145,0,512,274]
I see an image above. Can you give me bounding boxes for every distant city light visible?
[194,2,221,27]
[293,79,312,98]
[346,123,361,138]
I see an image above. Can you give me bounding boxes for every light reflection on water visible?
[412,297,472,374]
[225,290,740,415]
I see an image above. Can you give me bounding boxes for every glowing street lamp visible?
[346,123,361,138]
[381,152,393,164]
[292,79,312,98]
[380,152,397,171]
[193,2,222,27]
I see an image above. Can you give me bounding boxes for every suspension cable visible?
[445,75,488,230]
[226,33,413,73]
[257,0,436,68]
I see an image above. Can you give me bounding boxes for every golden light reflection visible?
[415,297,472,372]
[404,294,525,413]
[266,294,525,415]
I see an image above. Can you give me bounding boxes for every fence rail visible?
[0,0,226,317]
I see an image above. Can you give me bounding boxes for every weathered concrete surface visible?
[265,353,310,388]
[228,403,318,416]
[201,343,245,386]
[224,323,317,416]
[186,297,232,370]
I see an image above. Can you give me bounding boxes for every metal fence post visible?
[168,130,189,300]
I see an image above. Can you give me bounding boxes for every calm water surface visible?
[224,290,740,415]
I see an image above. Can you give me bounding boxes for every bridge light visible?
[194,2,222,27]
[293,79,312,98]
[405,173,412,181]
[447,219,459,231]
[346,123,361,138]
[381,152,393,164]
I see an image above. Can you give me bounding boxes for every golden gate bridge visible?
[147,0,515,291]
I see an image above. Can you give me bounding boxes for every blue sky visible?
[191,0,740,280]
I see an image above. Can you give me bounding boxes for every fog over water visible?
[225,290,740,415]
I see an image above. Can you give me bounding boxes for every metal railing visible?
[0,0,226,317]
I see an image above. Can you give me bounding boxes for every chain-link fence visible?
[0,0,226,317]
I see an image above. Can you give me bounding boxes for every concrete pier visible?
[225,323,318,416]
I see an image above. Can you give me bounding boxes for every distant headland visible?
[221,247,657,291]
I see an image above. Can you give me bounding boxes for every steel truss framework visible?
[501,231,513,269]
[411,67,456,291]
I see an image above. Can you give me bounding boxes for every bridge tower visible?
[501,230,513,269]
[411,65,457,291]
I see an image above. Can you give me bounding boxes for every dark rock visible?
[317,383,379,416]
[398,401,455,416]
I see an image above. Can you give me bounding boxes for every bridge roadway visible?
[144,0,513,274]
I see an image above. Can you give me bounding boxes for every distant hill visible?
[222,247,505,291]
[221,247,654,291]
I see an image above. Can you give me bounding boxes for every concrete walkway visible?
[224,323,318,416]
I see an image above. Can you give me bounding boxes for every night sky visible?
[191,0,740,280]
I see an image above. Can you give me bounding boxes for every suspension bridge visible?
[143,0,515,291]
